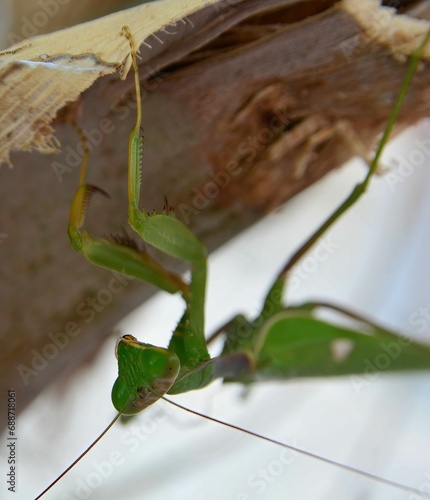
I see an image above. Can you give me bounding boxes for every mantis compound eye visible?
[114,334,137,360]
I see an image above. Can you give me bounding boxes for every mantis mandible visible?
[34,25,430,499]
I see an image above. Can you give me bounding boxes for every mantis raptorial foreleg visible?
[35,22,430,500]
[68,26,213,406]
[67,154,187,296]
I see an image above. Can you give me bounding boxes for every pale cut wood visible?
[0,0,219,166]
[3,0,142,46]
[1,0,430,430]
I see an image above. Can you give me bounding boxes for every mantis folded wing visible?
[66,24,430,413]
[35,23,430,500]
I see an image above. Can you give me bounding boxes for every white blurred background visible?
[12,120,430,500]
[2,2,430,499]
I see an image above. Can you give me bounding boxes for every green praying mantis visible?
[34,25,430,499]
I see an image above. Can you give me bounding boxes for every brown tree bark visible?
[1,0,430,428]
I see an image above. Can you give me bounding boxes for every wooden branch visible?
[1,0,430,426]
[0,0,221,165]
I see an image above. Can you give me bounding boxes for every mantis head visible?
[112,335,180,415]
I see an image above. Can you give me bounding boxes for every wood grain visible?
[1,0,430,428]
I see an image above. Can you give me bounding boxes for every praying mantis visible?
[29,24,430,499]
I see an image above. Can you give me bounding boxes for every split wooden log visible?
[1,0,430,425]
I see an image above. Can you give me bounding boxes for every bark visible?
[1,0,430,427]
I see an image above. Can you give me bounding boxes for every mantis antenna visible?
[34,21,430,500]
[34,411,122,500]
[34,395,430,499]
[161,396,430,499]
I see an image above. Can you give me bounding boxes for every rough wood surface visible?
[1,0,430,427]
